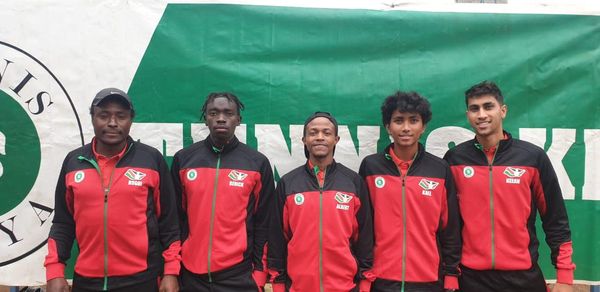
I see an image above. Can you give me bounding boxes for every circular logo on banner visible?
[375,176,385,188]
[294,193,304,205]
[0,41,83,266]
[187,169,197,181]
[463,166,474,178]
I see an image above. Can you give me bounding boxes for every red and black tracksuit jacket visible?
[45,138,181,290]
[359,143,461,291]
[171,136,274,284]
[268,161,374,292]
[443,132,575,283]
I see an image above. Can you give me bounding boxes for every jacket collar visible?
[473,130,513,154]
[204,135,240,155]
[304,159,338,179]
[81,136,135,161]
[383,142,425,165]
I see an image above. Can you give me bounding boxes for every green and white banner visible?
[0,0,598,285]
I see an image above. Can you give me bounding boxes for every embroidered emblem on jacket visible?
[187,169,197,181]
[463,166,474,178]
[335,192,352,210]
[125,169,146,186]
[418,178,439,196]
[228,170,248,187]
[74,171,85,183]
[375,176,385,188]
[294,193,304,205]
[504,167,526,184]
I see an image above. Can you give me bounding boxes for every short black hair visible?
[89,95,136,118]
[201,92,245,121]
[465,81,504,106]
[381,91,432,126]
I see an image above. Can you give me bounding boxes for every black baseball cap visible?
[303,111,338,137]
[91,88,133,110]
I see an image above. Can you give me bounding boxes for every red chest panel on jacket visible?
[283,190,361,292]
[65,166,160,277]
[450,165,540,270]
[366,174,446,282]
[179,167,261,273]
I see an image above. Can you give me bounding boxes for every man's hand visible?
[46,277,70,292]
[159,275,179,292]
[552,283,573,292]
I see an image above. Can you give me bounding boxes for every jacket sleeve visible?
[267,179,288,284]
[535,151,575,284]
[442,149,454,165]
[439,164,461,290]
[170,153,189,247]
[353,174,375,288]
[44,155,75,281]
[156,153,181,276]
[253,157,275,273]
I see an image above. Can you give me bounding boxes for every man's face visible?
[205,97,240,144]
[385,110,425,149]
[466,94,507,138]
[92,100,132,148]
[302,117,340,160]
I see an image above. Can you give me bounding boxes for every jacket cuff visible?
[272,283,286,292]
[45,262,65,281]
[164,258,181,276]
[361,269,376,282]
[555,241,575,284]
[556,268,574,284]
[162,241,181,275]
[444,275,459,290]
[359,279,372,292]
[252,270,267,287]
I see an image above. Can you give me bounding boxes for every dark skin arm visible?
[159,275,179,292]
[47,278,70,292]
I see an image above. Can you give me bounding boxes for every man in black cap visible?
[268,112,374,292]
[45,88,181,292]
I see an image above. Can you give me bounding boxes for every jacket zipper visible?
[475,143,498,269]
[489,147,498,269]
[102,173,115,291]
[387,150,416,292]
[207,149,221,283]
[313,165,325,292]
[400,159,414,292]
[78,154,122,291]
[400,177,407,292]
[78,145,131,290]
